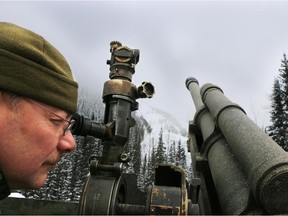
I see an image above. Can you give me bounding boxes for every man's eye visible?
[50,118,64,125]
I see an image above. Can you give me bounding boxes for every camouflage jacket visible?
[0,171,10,200]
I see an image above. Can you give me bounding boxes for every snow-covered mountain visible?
[135,101,191,165]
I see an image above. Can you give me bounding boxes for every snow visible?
[136,101,191,165]
[8,192,25,198]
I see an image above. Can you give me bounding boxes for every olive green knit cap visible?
[0,22,78,113]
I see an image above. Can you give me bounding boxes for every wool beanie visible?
[0,22,78,113]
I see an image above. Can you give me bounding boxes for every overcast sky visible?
[1,1,288,128]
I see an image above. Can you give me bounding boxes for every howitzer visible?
[0,42,191,215]
[186,77,288,215]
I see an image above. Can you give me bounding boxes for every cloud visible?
[1,1,287,128]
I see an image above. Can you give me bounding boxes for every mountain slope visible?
[135,101,190,165]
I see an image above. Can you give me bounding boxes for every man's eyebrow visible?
[27,99,71,122]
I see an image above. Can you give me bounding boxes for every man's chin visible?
[9,179,46,190]
[6,170,48,190]
[23,173,48,190]
[32,175,48,189]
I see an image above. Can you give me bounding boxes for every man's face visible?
[0,95,76,189]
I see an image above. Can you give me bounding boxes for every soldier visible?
[0,22,78,199]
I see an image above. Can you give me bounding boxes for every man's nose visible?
[58,131,76,153]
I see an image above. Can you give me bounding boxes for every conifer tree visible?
[167,140,176,164]
[145,144,156,189]
[267,78,286,149]
[278,53,288,149]
[268,53,288,150]
[133,124,143,175]
[138,154,147,191]
[186,161,194,184]
[279,54,288,107]
[155,128,166,164]
[124,115,143,175]
[176,140,187,170]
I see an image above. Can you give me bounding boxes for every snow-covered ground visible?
[8,192,25,198]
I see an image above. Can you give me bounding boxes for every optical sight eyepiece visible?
[71,113,114,140]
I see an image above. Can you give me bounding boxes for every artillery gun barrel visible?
[200,83,288,214]
[186,77,262,214]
